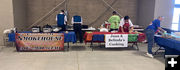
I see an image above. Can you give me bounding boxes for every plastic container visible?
[43,24,52,33]
[32,26,41,33]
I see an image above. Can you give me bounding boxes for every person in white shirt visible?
[99,21,109,32]
[119,16,134,33]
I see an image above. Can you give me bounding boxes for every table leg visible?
[131,43,134,47]
[64,42,69,51]
[91,41,93,51]
[132,42,139,51]
[154,46,165,55]
[67,42,70,51]
[135,43,139,51]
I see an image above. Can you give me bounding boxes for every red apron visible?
[119,21,130,32]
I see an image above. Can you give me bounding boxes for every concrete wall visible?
[137,0,155,28]
[154,0,174,29]
[26,0,138,28]
[26,0,65,28]
[18,0,175,30]
[13,0,27,31]
[137,0,174,29]
[0,0,14,46]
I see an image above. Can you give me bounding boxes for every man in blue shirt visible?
[145,16,166,58]
[56,10,67,31]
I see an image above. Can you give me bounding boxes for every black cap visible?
[112,11,117,15]
[61,10,64,13]
[124,16,130,20]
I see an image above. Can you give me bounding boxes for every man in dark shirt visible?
[72,15,83,43]
[56,10,67,31]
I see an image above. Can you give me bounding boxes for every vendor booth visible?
[84,32,146,51]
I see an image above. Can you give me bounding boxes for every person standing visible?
[72,15,83,43]
[56,10,67,31]
[108,11,120,32]
[119,16,134,33]
[145,16,166,58]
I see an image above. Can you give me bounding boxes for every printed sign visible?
[105,34,128,48]
[15,33,64,51]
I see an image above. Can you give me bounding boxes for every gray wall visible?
[13,0,27,31]
[137,0,174,29]
[0,0,14,46]
[26,0,65,28]
[154,0,174,29]
[137,0,155,28]
[26,0,138,28]
[15,0,174,29]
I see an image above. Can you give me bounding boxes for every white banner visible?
[105,34,128,48]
